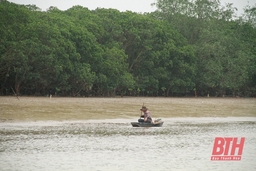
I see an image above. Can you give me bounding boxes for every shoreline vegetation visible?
[0,97,255,122]
[0,0,256,97]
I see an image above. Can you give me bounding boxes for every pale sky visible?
[8,0,256,15]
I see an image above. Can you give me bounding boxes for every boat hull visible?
[131,121,164,127]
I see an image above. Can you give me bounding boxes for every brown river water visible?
[0,97,256,171]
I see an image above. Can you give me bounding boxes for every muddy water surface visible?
[0,97,256,170]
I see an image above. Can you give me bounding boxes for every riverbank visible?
[0,96,255,122]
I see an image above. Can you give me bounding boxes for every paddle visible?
[138,103,145,123]
[140,102,144,118]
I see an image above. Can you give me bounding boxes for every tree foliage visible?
[0,0,255,97]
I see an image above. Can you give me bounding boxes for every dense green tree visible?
[153,0,256,96]
[0,0,255,97]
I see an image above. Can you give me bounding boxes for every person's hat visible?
[140,106,147,111]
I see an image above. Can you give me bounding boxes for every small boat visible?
[131,119,164,127]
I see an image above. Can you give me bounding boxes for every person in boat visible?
[138,106,152,123]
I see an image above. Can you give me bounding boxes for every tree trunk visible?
[15,83,20,96]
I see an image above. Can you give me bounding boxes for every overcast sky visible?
[8,0,256,15]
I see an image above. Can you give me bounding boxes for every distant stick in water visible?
[11,87,20,100]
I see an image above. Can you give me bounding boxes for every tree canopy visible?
[0,0,255,97]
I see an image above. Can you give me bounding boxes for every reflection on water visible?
[0,118,256,171]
